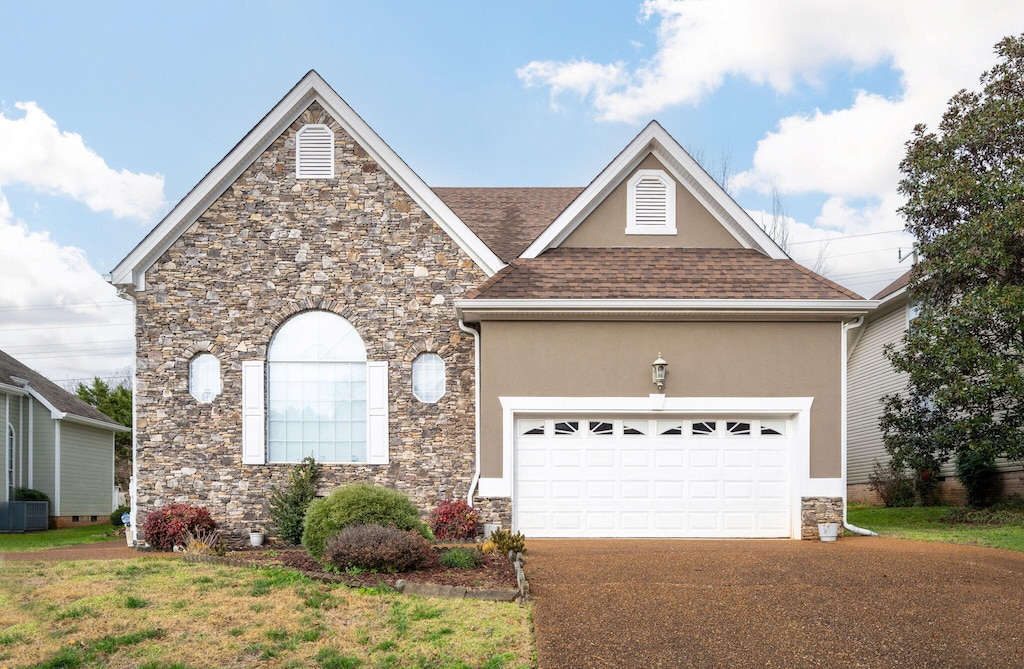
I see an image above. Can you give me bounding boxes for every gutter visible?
[841,316,877,537]
[457,318,482,508]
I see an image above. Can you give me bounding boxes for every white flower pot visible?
[817,522,840,542]
[249,532,265,547]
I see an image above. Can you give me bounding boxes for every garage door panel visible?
[516,415,792,538]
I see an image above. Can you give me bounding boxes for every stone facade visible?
[800,496,844,540]
[133,102,495,539]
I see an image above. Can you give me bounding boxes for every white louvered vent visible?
[296,124,334,178]
[626,169,676,235]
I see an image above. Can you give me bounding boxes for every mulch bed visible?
[226,545,518,590]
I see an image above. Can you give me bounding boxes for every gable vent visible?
[296,124,334,178]
[627,169,676,235]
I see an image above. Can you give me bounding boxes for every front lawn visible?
[847,503,1024,552]
[0,525,121,552]
[0,558,533,668]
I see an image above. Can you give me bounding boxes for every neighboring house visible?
[1,350,127,527]
[847,271,1024,503]
[110,71,873,543]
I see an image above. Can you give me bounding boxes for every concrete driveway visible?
[525,537,1024,668]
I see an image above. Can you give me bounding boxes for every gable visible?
[562,154,742,250]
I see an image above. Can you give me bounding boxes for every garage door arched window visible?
[412,352,445,403]
[267,311,368,463]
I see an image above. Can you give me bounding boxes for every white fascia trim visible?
[0,382,28,396]
[60,414,131,432]
[521,121,788,260]
[110,71,504,291]
[491,395,815,540]
[457,298,878,321]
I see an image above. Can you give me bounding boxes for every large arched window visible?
[267,311,367,463]
[6,424,14,502]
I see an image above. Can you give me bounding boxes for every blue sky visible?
[1,1,1022,381]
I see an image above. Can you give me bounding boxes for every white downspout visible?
[842,316,876,537]
[458,318,481,508]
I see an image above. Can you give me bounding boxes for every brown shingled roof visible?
[468,248,862,301]
[872,270,912,300]
[434,187,583,263]
[0,350,126,428]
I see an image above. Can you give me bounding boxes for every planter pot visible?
[817,522,840,542]
[249,532,265,547]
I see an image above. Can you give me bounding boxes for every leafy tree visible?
[881,34,1024,493]
[75,377,132,487]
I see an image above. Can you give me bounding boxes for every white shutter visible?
[296,124,334,178]
[366,361,389,464]
[634,176,668,226]
[241,361,266,465]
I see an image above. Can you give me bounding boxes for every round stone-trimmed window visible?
[189,353,222,403]
[412,352,445,403]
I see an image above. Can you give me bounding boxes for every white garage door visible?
[515,416,792,538]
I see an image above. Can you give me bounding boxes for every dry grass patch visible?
[0,558,533,668]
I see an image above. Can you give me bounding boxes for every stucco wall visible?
[133,102,485,536]
[478,319,843,479]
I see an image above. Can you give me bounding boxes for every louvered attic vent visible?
[296,124,334,178]
[626,169,676,235]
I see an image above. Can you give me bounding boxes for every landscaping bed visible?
[226,545,519,590]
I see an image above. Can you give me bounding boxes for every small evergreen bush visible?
[302,484,431,560]
[13,487,51,513]
[867,461,916,507]
[110,505,131,526]
[439,546,482,570]
[323,524,434,573]
[269,457,321,545]
[428,498,480,540]
[489,528,526,555]
[955,449,998,507]
[141,503,217,550]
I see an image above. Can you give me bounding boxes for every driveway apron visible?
[526,537,1024,668]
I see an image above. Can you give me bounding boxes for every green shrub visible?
[14,487,51,513]
[110,505,131,527]
[428,498,480,540]
[488,528,526,555]
[323,524,434,573]
[867,461,916,507]
[269,457,321,545]
[439,547,482,570]
[302,484,431,560]
[955,449,998,507]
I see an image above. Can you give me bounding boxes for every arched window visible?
[412,353,445,403]
[6,424,14,502]
[267,311,367,463]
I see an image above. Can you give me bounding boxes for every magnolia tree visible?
[881,34,1024,502]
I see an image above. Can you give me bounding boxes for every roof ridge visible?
[787,261,865,300]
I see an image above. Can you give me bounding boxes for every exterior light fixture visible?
[651,353,667,392]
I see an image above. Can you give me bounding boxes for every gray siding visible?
[32,401,57,509]
[59,422,115,516]
[847,305,908,483]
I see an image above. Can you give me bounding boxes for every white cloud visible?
[0,101,165,220]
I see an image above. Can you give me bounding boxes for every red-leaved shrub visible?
[141,503,217,550]
[427,498,479,540]
[323,524,435,572]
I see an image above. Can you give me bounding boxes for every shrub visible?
[14,487,51,513]
[428,498,480,540]
[867,461,916,507]
[489,528,526,555]
[323,524,434,573]
[955,449,998,507]
[269,457,321,545]
[439,546,482,569]
[480,540,497,555]
[110,505,131,527]
[141,503,218,550]
[302,484,432,560]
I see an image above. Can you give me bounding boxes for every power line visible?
[788,229,906,246]
[0,322,132,333]
[0,300,127,313]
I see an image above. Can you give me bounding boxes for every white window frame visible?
[296,124,335,179]
[412,352,445,403]
[626,169,676,235]
[189,353,222,403]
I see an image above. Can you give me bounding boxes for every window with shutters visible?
[296,124,334,178]
[626,169,676,235]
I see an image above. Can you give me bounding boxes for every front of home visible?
[1,350,126,527]
[111,71,874,543]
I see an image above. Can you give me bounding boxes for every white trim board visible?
[110,70,505,292]
[479,395,818,540]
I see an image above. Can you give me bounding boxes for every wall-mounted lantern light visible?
[652,353,667,392]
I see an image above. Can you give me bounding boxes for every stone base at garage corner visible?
[801,496,843,540]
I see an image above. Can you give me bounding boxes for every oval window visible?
[412,353,445,403]
[189,353,221,403]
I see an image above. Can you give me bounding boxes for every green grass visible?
[0,525,121,552]
[848,504,1024,552]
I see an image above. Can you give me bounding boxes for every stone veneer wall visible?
[800,496,844,540]
[134,101,498,539]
